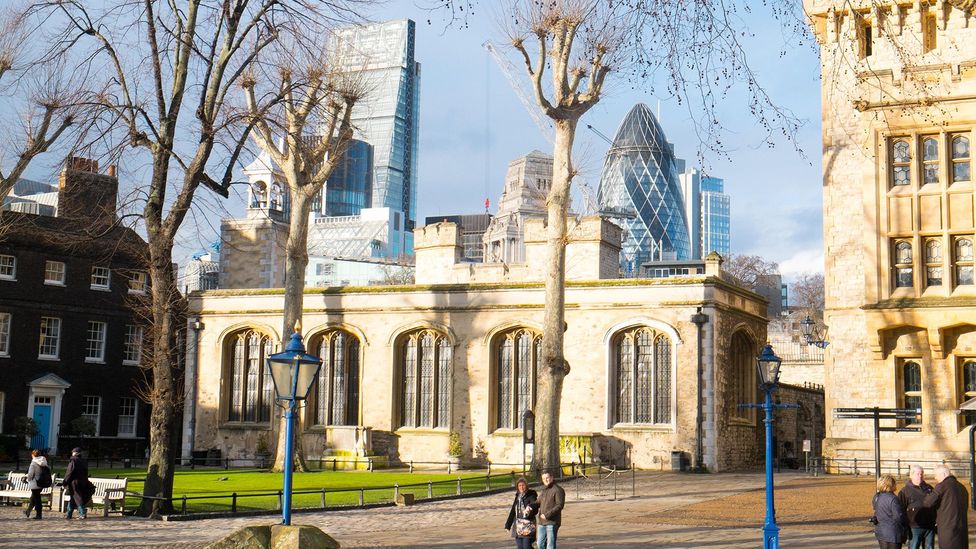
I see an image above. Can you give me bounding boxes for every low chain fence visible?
[571,464,636,501]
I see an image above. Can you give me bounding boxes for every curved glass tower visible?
[597,103,691,273]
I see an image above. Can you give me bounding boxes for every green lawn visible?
[85,468,520,515]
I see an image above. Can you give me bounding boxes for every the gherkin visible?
[597,103,691,273]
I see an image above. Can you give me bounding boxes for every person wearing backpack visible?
[25,449,51,520]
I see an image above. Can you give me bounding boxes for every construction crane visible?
[483,40,600,216]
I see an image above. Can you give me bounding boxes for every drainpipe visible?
[690,307,709,472]
[181,318,203,465]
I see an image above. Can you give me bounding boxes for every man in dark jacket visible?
[920,464,969,549]
[899,465,936,549]
[63,447,91,519]
[536,471,565,549]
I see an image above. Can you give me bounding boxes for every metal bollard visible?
[276,490,282,510]
[321,488,326,509]
[485,474,491,491]
[854,458,859,476]
[613,471,617,500]
[456,477,462,495]
[394,483,399,502]
[428,481,433,499]
[181,495,187,515]
[409,461,414,473]
[231,492,237,514]
[359,488,365,507]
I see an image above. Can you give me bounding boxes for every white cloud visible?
[779,249,825,279]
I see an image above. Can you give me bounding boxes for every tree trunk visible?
[139,234,179,517]
[272,191,313,473]
[533,119,577,477]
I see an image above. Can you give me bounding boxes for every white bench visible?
[59,477,128,517]
[0,471,58,509]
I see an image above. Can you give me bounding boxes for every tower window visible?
[893,240,914,289]
[924,238,942,287]
[951,135,971,183]
[923,14,937,53]
[921,137,939,185]
[891,139,911,187]
[861,22,873,58]
[954,237,974,286]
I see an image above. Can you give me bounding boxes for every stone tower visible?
[806,0,976,465]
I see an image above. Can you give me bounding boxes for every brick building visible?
[0,158,151,456]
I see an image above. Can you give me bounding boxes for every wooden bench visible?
[59,477,128,517]
[0,472,58,509]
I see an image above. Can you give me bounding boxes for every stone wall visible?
[218,214,289,289]
[185,275,767,471]
[806,0,976,462]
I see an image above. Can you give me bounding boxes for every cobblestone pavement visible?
[1,472,973,548]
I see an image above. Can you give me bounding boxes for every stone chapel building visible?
[806,0,976,464]
[182,217,774,472]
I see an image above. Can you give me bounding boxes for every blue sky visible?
[365,1,826,276]
[14,2,825,277]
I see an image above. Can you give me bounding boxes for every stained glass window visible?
[614,327,672,425]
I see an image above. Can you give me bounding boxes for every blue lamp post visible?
[266,326,322,526]
[740,344,797,549]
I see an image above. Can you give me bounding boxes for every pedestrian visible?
[536,471,565,549]
[899,465,936,549]
[63,447,92,519]
[24,449,50,520]
[504,477,538,549]
[873,473,910,549]
[920,464,970,549]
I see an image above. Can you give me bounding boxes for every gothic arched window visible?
[309,330,361,426]
[225,329,274,423]
[398,329,451,429]
[730,331,756,422]
[494,329,541,430]
[613,327,672,425]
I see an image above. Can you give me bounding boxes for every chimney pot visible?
[107,165,117,177]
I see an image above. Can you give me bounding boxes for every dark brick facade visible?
[0,161,151,456]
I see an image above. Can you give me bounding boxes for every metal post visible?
[969,423,976,510]
[282,398,296,525]
[762,386,779,549]
[873,407,881,483]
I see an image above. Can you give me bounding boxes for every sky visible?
[13,1,826,279]
[360,1,827,277]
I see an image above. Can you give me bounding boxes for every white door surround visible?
[27,373,71,455]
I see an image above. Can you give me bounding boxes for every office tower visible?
[597,103,691,274]
[678,165,702,259]
[331,20,420,251]
[313,139,373,218]
[700,176,731,257]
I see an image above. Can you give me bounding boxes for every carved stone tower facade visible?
[482,151,552,264]
[806,0,976,465]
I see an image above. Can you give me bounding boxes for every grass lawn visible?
[85,468,519,514]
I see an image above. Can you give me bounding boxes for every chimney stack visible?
[58,156,119,226]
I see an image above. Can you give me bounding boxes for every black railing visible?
[820,456,973,478]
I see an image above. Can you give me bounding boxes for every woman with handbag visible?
[63,447,91,519]
[504,477,539,549]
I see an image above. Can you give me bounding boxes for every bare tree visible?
[724,254,781,291]
[0,9,84,220]
[504,0,628,474]
[32,0,366,516]
[242,39,363,472]
[791,272,825,319]
[500,0,812,474]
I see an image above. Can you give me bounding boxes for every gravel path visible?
[1,471,972,548]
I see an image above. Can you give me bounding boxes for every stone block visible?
[396,492,415,506]
[206,525,272,549]
[271,525,341,549]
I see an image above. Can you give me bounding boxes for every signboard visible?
[802,439,811,453]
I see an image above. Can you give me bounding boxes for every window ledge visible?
[490,429,523,438]
[44,281,66,287]
[610,423,674,432]
[0,277,17,282]
[728,418,756,427]
[395,427,449,436]
[128,289,147,295]
[37,355,60,362]
[219,422,273,431]
[90,285,111,292]
[122,360,140,366]
[85,358,106,364]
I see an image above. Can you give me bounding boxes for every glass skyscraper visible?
[701,176,731,256]
[597,103,692,273]
[314,139,373,217]
[331,20,420,249]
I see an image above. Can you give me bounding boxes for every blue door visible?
[32,405,51,450]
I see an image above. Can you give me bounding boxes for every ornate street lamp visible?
[741,344,797,549]
[799,315,829,349]
[266,325,322,526]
